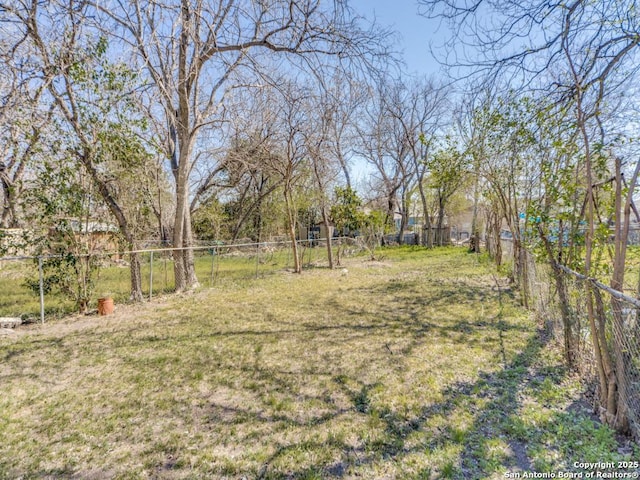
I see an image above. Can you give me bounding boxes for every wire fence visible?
[514,244,640,441]
[0,237,363,323]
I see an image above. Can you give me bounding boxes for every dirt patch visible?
[0,327,17,337]
[507,439,532,471]
[362,260,392,268]
[6,296,173,339]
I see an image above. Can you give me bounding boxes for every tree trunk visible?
[554,264,574,365]
[397,187,411,245]
[129,250,144,302]
[486,207,502,266]
[385,193,396,241]
[592,287,619,424]
[337,150,351,190]
[575,90,621,427]
[398,215,407,245]
[172,179,188,292]
[511,238,530,308]
[436,201,446,246]
[82,155,144,302]
[172,134,197,291]
[284,189,301,273]
[183,207,199,288]
[538,226,575,366]
[173,232,198,291]
[321,206,334,269]
[417,179,432,248]
[470,166,481,253]
[606,156,640,433]
[0,177,19,228]
[171,1,199,292]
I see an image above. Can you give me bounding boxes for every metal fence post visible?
[163,255,167,292]
[210,248,215,286]
[255,242,260,279]
[149,251,154,301]
[38,256,45,324]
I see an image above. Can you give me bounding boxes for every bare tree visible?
[221,144,282,242]
[318,73,369,189]
[88,0,389,291]
[0,18,53,229]
[268,81,311,274]
[197,81,305,244]
[0,92,53,229]
[358,80,417,243]
[303,90,344,269]
[453,87,495,253]
[385,78,448,246]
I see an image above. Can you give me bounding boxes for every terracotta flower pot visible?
[97,297,114,316]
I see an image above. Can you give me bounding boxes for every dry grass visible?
[0,247,635,479]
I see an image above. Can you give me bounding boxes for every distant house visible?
[298,220,335,244]
[1,221,122,259]
[50,220,120,254]
[77,221,120,253]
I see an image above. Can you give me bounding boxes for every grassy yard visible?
[0,247,636,479]
[0,245,328,319]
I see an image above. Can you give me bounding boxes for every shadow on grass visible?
[250,331,555,479]
[112,276,554,478]
[3,264,605,480]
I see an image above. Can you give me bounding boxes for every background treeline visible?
[0,1,471,293]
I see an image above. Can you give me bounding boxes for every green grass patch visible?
[0,247,635,479]
[0,246,314,319]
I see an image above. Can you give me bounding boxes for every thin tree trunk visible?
[153,167,166,246]
[436,201,446,246]
[321,206,334,269]
[470,166,481,252]
[129,250,144,302]
[183,207,199,288]
[512,238,530,308]
[386,192,396,241]
[337,150,351,190]
[580,119,616,424]
[284,189,301,273]
[593,287,619,421]
[486,207,502,267]
[172,175,188,292]
[83,155,144,302]
[607,156,640,432]
[417,176,432,248]
[538,225,574,366]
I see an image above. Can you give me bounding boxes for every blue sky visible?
[346,0,451,187]
[348,0,448,78]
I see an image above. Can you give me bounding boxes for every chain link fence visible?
[516,245,640,441]
[0,237,363,323]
